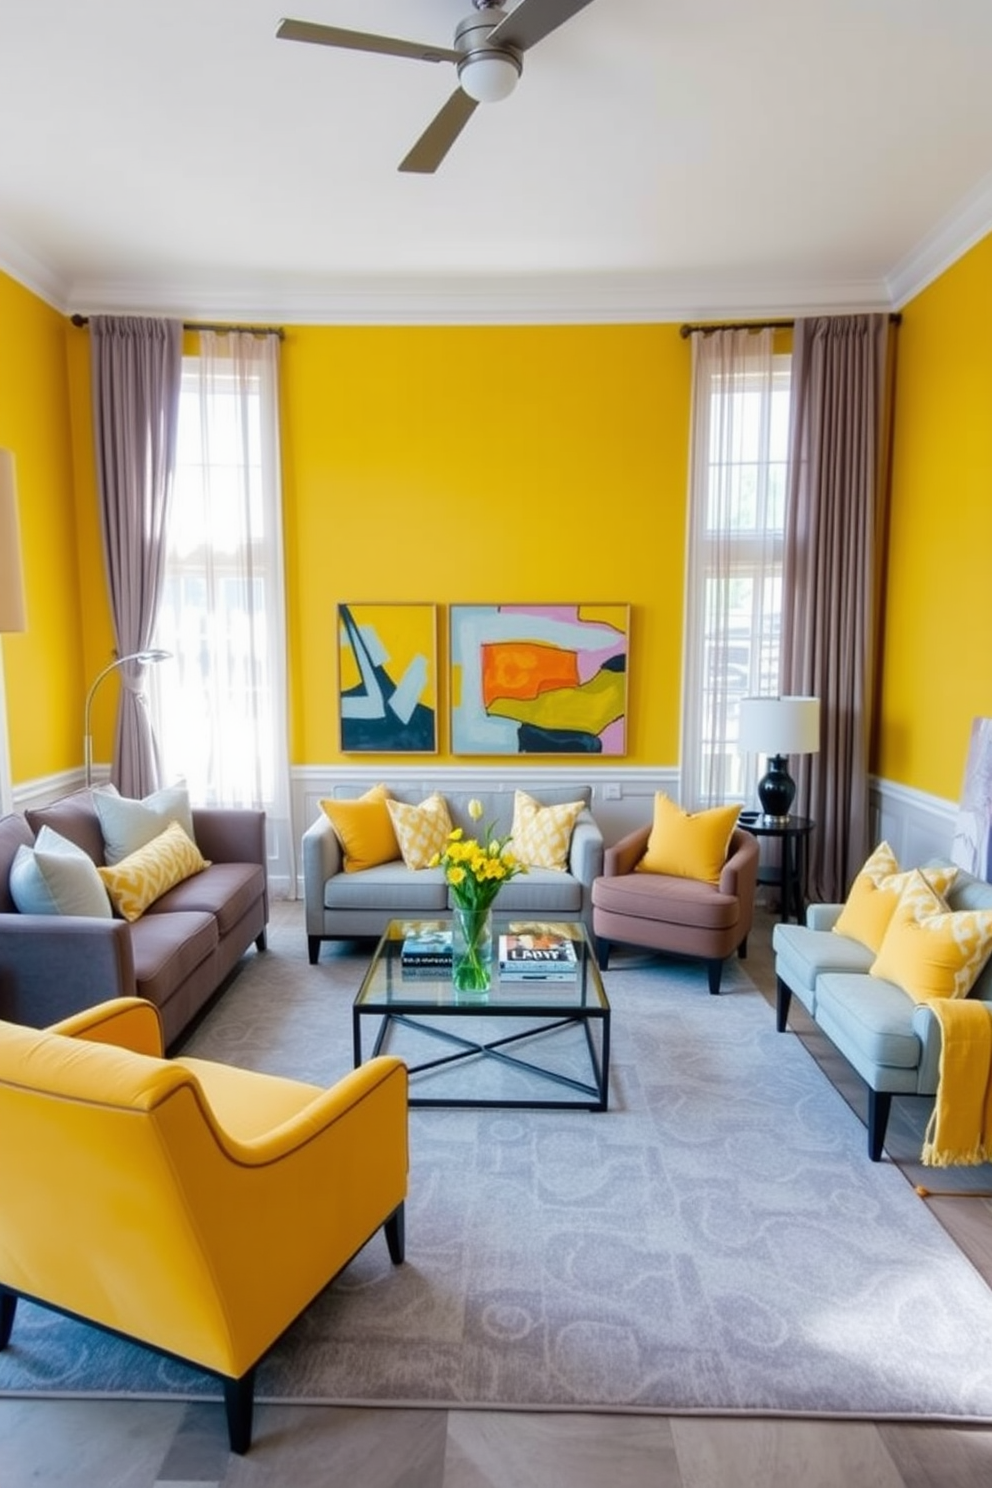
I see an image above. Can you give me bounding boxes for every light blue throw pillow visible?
[93,783,196,866]
[10,826,112,918]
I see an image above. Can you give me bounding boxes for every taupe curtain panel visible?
[782,314,893,903]
[90,316,182,797]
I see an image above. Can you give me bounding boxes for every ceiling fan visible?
[276,0,598,173]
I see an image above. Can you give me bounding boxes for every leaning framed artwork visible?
[337,603,438,753]
[449,604,630,756]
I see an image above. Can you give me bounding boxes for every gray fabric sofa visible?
[773,860,992,1160]
[0,790,268,1047]
[303,785,604,963]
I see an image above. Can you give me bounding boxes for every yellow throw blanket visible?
[921,999,992,1166]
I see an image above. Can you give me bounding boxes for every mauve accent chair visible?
[591,826,760,994]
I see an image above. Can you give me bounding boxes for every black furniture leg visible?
[867,1090,892,1162]
[384,1201,406,1264]
[224,1369,256,1455]
[707,959,722,995]
[738,935,748,960]
[594,937,611,970]
[0,1288,16,1348]
[308,935,321,966]
[775,976,793,1032]
[255,930,267,952]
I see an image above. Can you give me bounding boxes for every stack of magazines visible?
[498,930,577,980]
[400,926,452,974]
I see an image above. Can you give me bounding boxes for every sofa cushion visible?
[510,790,585,871]
[635,794,740,885]
[26,791,106,866]
[481,870,582,917]
[386,793,452,869]
[592,871,740,931]
[147,861,267,937]
[870,869,992,1003]
[10,827,112,919]
[321,785,400,873]
[833,841,959,955]
[128,910,218,1008]
[324,862,449,913]
[98,823,211,923]
[815,972,923,1072]
[772,922,875,1010]
[93,784,198,865]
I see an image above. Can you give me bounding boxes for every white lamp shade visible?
[458,52,520,102]
[0,449,27,634]
[738,696,820,756]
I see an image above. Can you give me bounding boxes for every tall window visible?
[681,329,791,809]
[150,332,294,888]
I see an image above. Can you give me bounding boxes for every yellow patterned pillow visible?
[98,821,211,923]
[635,794,739,885]
[510,791,585,872]
[870,869,992,1003]
[834,841,959,954]
[386,793,453,870]
[320,784,399,873]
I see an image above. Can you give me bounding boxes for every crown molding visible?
[887,169,992,310]
[64,269,894,327]
[0,231,68,312]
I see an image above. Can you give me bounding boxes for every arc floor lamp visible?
[84,649,171,788]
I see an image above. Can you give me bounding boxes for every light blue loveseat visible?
[303,785,603,964]
[773,860,992,1160]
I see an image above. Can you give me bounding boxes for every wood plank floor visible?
[3,902,991,1487]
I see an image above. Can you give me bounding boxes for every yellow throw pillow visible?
[320,784,399,874]
[833,841,959,954]
[386,793,453,870]
[870,869,992,1003]
[635,794,740,885]
[510,791,585,872]
[98,821,211,923]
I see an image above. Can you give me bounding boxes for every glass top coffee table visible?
[353,918,611,1110]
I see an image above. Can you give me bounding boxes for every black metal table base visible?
[356,1009,610,1110]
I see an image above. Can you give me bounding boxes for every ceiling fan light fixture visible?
[457,51,521,103]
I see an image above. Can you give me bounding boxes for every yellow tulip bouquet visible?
[429,798,527,991]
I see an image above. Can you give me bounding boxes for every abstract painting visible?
[338,603,437,753]
[450,604,629,756]
[951,716,992,879]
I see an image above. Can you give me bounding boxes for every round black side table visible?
[738,813,814,924]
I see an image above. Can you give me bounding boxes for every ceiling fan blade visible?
[276,18,458,65]
[398,89,479,174]
[489,0,598,53]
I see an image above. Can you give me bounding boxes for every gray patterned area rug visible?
[4,909,992,1421]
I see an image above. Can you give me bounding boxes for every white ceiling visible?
[3,0,992,323]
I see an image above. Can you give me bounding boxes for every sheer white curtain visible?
[150,331,294,893]
[680,328,788,809]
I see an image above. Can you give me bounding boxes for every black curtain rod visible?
[679,313,901,339]
[70,313,284,340]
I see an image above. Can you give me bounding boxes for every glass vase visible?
[451,905,493,996]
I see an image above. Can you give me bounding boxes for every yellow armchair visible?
[0,997,408,1453]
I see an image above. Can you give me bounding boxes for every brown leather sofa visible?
[591,825,760,994]
[0,790,268,1047]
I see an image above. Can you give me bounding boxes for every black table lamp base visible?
[757,754,796,821]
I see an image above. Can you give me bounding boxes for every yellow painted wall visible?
[281,323,690,766]
[11,258,991,800]
[0,271,83,782]
[879,235,992,800]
